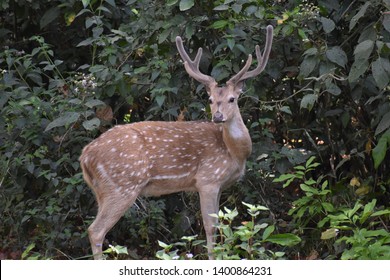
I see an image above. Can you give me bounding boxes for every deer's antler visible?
[227,25,274,87]
[175,36,217,89]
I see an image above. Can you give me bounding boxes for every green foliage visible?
[156,202,301,260]
[274,157,390,259]
[156,235,204,260]
[1,0,389,259]
[21,243,50,260]
[322,199,390,260]
[102,244,129,260]
[212,202,300,260]
[273,156,333,228]
[372,129,390,169]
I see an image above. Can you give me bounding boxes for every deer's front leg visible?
[199,187,222,260]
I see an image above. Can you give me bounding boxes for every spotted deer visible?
[80,25,273,259]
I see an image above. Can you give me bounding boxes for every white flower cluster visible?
[74,73,97,94]
[299,0,320,20]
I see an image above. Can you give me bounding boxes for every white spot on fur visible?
[152,172,190,180]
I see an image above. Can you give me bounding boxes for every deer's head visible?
[176,25,273,124]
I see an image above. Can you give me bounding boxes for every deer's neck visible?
[222,116,252,163]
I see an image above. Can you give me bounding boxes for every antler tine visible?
[227,25,274,87]
[176,36,217,88]
[226,54,253,87]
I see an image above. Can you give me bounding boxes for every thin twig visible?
[242,78,315,104]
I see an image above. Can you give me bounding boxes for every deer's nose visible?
[213,111,224,123]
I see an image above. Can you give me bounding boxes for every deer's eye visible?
[229,97,235,103]
[208,97,213,104]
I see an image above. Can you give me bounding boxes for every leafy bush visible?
[274,157,390,259]
[323,199,390,260]
[156,202,301,260]
[212,202,301,260]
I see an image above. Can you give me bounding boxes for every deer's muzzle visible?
[213,112,224,123]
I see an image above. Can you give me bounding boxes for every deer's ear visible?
[235,81,245,94]
[227,80,244,96]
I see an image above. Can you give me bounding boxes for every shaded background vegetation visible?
[0,0,389,259]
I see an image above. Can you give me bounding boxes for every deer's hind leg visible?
[88,184,141,259]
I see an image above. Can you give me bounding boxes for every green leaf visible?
[45,112,80,131]
[300,56,317,77]
[347,202,363,218]
[179,0,194,11]
[104,0,116,7]
[272,173,295,182]
[85,99,106,108]
[300,183,318,194]
[227,38,235,51]
[185,24,195,38]
[320,17,335,33]
[167,0,179,6]
[348,59,369,83]
[157,240,170,249]
[371,209,390,217]
[375,112,390,136]
[158,29,171,44]
[300,93,318,111]
[211,20,229,29]
[77,37,96,47]
[325,81,342,96]
[214,4,229,11]
[155,95,166,107]
[22,243,36,260]
[231,3,242,14]
[284,178,295,188]
[40,7,60,29]
[303,47,318,56]
[280,106,292,115]
[298,29,307,40]
[326,46,347,68]
[265,233,301,246]
[134,66,148,74]
[304,178,317,185]
[294,165,306,171]
[349,2,370,31]
[82,0,91,8]
[305,156,317,168]
[321,228,339,240]
[372,130,390,169]
[353,40,374,63]
[262,225,275,240]
[318,217,330,228]
[372,57,390,89]
[360,228,390,238]
[92,26,104,38]
[360,199,376,224]
[104,245,128,255]
[322,202,335,212]
[82,118,100,131]
[242,201,268,212]
[0,92,10,109]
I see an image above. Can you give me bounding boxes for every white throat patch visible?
[228,118,244,139]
